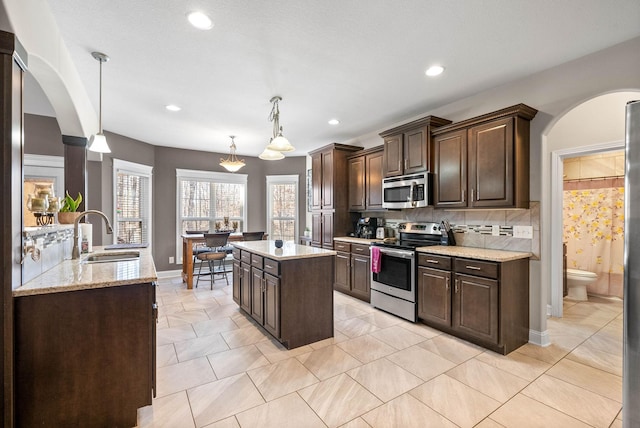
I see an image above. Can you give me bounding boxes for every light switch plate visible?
[513,225,533,239]
[492,225,500,236]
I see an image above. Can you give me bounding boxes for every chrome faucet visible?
[72,210,113,259]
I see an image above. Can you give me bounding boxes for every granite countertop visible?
[333,236,382,245]
[232,240,336,260]
[13,246,158,297]
[416,246,532,262]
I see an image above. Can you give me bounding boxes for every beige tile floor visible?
[137,276,624,428]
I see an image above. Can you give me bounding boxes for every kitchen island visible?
[232,240,336,349]
[13,247,157,428]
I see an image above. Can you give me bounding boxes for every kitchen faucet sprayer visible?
[72,210,113,259]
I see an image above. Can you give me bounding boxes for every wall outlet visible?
[513,225,533,239]
[169,256,175,264]
[491,225,500,236]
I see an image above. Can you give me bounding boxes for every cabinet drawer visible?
[263,258,280,276]
[454,258,498,279]
[334,241,351,252]
[351,243,370,256]
[232,247,241,260]
[418,254,451,269]
[240,250,251,264]
[251,254,263,269]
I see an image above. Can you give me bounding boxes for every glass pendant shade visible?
[87,133,111,153]
[88,51,112,153]
[219,136,245,172]
[266,132,295,152]
[258,147,285,160]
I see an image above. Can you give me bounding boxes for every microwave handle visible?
[410,181,416,207]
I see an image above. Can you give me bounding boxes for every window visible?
[266,175,299,242]
[113,159,153,245]
[176,169,247,262]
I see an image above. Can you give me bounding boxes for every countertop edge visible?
[416,246,532,262]
[232,241,336,260]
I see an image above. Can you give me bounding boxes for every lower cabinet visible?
[417,253,529,354]
[233,247,334,349]
[334,241,371,302]
[14,282,157,427]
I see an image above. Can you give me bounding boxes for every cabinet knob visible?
[465,265,481,270]
[455,278,459,293]
[471,189,475,202]
[446,277,450,290]
[426,259,439,264]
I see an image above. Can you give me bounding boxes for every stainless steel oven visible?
[371,246,417,322]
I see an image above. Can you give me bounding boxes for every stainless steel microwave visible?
[382,173,431,209]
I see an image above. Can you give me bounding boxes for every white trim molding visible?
[529,329,551,347]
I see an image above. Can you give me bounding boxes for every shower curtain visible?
[563,180,625,298]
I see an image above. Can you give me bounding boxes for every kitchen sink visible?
[82,251,140,263]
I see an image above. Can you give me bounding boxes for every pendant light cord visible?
[98,58,103,133]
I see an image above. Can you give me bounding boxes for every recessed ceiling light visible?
[187,11,213,30]
[425,65,445,77]
[328,119,340,125]
[165,104,181,112]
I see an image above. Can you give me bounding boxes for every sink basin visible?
[82,251,140,263]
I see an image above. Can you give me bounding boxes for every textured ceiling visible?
[25,0,640,156]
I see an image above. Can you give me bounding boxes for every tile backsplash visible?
[22,225,74,283]
[366,201,540,259]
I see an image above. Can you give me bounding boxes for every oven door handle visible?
[374,247,415,259]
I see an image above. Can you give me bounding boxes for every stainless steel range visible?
[370,222,442,322]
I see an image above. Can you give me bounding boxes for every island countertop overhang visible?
[232,240,336,260]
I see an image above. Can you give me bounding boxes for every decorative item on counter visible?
[232,221,238,231]
[80,223,93,253]
[26,193,54,226]
[275,239,284,248]
[304,227,311,238]
[58,191,83,224]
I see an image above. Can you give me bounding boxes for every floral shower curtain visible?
[563,181,625,298]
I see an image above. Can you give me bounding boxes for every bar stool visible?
[196,232,231,288]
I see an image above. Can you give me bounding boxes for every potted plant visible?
[57,191,83,224]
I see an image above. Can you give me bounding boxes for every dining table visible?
[181,233,267,289]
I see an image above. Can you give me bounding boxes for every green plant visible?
[60,191,83,212]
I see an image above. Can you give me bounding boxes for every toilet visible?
[566,268,598,301]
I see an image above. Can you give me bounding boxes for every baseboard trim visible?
[529,329,551,347]
[156,269,182,279]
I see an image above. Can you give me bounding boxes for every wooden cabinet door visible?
[433,129,468,208]
[321,212,334,249]
[383,134,403,177]
[311,213,323,247]
[348,156,365,211]
[366,150,384,210]
[311,152,323,210]
[417,267,451,328]
[404,126,429,174]
[264,273,280,338]
[232,260,241,304]
[250,267,264,323]
[453,274,499,345]
[321,150,334,209]
[240,263,251,313]
[334,251,351,293]
[351,254,371,301]
[468,117,514,208]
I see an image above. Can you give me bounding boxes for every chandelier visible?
[219,135,245,172]
[259,96,294,159]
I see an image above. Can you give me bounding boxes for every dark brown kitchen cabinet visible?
[14,282,156,428]
[348,146,384,211]
[380,116,452,178]
[432,104,537,209]
[232,259,241,304]
[417,252,529,354]
[234,246,334,349]
[334,241,371,302]
[310,143,362,248]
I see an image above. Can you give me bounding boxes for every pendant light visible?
[258,146,285,160]
[219,135,245,172]
[87,51,111,153]
[265,96,295,153]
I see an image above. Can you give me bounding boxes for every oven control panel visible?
[398,222,441,235]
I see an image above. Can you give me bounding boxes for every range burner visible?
[373,222,442,250]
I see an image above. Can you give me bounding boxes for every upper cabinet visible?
[309,143,362,248]
[432,104,538,209]
[348,146,384,211]
[379,116,452,177]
